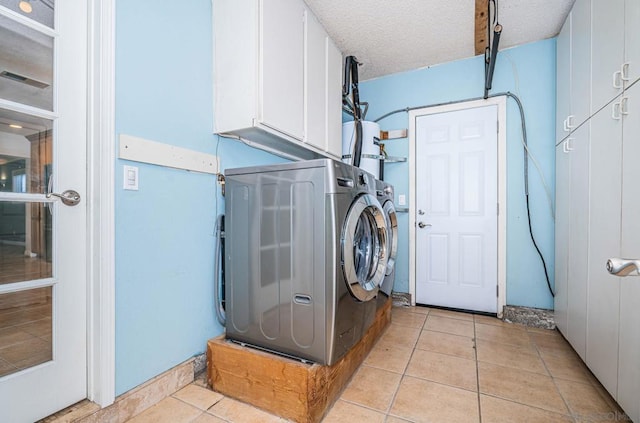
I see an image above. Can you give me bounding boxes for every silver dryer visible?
[376,179,398,310]
[224,159,388,365]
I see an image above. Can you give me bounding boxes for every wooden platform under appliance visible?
[207,296,392,423]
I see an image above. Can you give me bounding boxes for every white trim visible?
[0,279,55,295]
[0,5,57,37]
[409,96,507,316]
[86,0,116,407]
[0,98,58,119]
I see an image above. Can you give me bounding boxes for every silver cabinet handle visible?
[606,258,640,276]
[418,222,431,229]
[46,189,81,206]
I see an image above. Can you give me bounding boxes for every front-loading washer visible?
[376,179,398,310]
[224,159,388,365]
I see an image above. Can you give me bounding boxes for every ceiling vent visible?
[0,70,49,89]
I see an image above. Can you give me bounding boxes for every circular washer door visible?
[383,200,398,276]
[341,193,388,302]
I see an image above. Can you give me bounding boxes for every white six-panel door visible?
[414,105,498,313]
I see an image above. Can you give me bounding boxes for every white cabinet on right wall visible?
[591,0,639,113]
[616,80,640,423]
[556,0,591,140]
[585,97,623,396]
[556,1,640,420]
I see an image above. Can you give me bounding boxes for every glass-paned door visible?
[0,1,88,421]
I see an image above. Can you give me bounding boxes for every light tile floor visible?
[124,306,629,423]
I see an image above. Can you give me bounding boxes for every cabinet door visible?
[591,0,625,112]
[570,0,591,127]
[625,0,640,85]
[304,9,327,151]
[556,14,571,143]
[260,0,305,139]
[586,99,623,397]
[617,83,640,423]
[566,124,590,360]
[554,142,571,336]
[326,38,343,158]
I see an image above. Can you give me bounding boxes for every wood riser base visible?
[207,297,392,423]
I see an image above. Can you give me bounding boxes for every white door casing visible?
[86,0,116,408]
[409,97,506,315]
[0,1,88,421]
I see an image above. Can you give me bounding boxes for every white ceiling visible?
[304,0,575,81]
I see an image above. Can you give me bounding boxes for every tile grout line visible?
[382,308,429,420]
[526,330,578,423]
[473,315,483,423]
[479,392,582,419]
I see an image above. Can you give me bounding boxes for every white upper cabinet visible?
[261,0,305,140]
[591,0,625,112]
[625,0,640,85]
[569,0,591,128]
[556,14,571,143]
[326,38,343,158]
[213,0,343,160]
[556,0,591,140]
[303,9,342,157]
[304,9,327,151]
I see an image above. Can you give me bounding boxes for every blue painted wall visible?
[114,0,556,395]
[114,0,285,395]
[358,39,557,309]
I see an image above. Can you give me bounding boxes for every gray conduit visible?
[214,214,226,326]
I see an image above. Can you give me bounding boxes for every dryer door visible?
[341,193,388,302]
[383,200,398,276]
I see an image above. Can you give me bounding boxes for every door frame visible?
[408,96,507,317]
[86,0,116,407]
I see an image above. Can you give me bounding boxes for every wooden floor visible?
[0,244,53,377]
[0,243,51,285]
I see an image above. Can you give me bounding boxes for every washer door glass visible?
[383,200,398,276]
[342,193,388,302]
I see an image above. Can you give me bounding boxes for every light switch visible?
[398,194,406,206]
[123,165,139,190]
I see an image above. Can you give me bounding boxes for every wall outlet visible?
[398,194,406,206]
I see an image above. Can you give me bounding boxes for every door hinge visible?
[497,203,499,215]
[496,285,499,297]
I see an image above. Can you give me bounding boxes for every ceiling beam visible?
[475,0,489,56]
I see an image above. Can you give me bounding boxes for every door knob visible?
[418,222,431,229]
[46,190,81,206]
[606,258,640,276]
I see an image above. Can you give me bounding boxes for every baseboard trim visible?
[74,358,197,423]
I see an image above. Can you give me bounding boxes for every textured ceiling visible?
[304,0,575,81]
